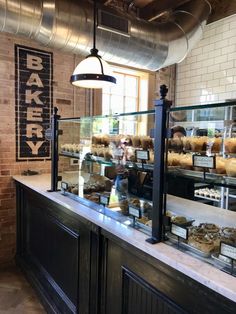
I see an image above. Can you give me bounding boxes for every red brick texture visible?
[0,32,88,265]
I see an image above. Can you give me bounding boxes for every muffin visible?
[168,138,183,152]
[209,156,226,174]
[179,154,193,170]
[208,137,222,153]
[132,136,141,147]
[190,136,207,152]
[224,138,236,153]
[140,136,152,150]
[182,137,191,151]
[225,158,236,177]
[119,199,129,215]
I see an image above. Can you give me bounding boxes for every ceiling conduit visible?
[0,0,211,71]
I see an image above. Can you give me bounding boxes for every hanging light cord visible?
[88,0,105,75]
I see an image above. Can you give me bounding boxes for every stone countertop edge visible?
[13,174,236,303]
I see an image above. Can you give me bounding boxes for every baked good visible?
[224,138,236,153]
[168,152,181,166]
[168,138,183,152]
[182,137,191,151]
[102,134,110,146]
[188,235,215,253]
[71,187,78,195]
[132,136,141,147]
[129,198,141,208]
[198,223,220,233]
[208,137,222,153]
[171,216,187,225]
[222,227,236,240]
[190,136,207,152]
[179,154,193,170]
[209,156,226,174]
[140,136,152,150]
[225,158,236,177]
[119,199,129,215]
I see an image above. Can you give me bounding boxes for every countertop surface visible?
[14,174,236,303]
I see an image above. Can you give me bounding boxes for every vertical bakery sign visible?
[15,45,53,161]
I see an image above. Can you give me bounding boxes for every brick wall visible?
[0,31,175,266]
[0,32,88,265]
[176,15,236,106]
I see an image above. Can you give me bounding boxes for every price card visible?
[136,150,150,161]
[99,194,110,206]
[114,148,124,157]
[220,242,236,260]
[128,205,141,219]
[171,223,188,240]
[192,155,215,169]
[61,181,68,191]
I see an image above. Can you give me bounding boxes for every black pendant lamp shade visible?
[70,0,116,89]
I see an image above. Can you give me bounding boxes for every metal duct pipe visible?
[0,0,211,71]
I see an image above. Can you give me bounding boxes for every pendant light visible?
[70,0,116,89]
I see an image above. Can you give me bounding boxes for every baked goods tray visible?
[167,234,212,258]
[60,151,81,159]
[168,168,224,180]
[223,176,236,185]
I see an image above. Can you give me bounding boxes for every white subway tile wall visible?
[176,14,236,106]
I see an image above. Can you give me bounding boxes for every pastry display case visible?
[52,95,236,277]
[57,111,155,234]
[165,101,236,276]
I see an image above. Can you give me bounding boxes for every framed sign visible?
[192,155,215,169]
[15,45,53,161]
[220,242,236,261]
[171,223,188,240]
[128,205,141,219]
[99,194,110,206]
[136,150,150,161]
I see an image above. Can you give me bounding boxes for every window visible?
[102,66,148,116]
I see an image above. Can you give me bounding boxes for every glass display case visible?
[57,111,155,234]
[165,101,236,276]
[54,99,236,277]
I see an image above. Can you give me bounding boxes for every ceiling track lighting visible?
[70,0,116,89]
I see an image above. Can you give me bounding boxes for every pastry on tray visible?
[225,158,236,177]
[188,235,215,253]
[171,216,188,225]
[224,138,236,153]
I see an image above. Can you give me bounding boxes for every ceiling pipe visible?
[0,0,211,71]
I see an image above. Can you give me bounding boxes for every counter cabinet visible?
[15,182,236,314]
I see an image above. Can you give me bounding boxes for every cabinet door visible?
[101,235,236,314]
[16,185,100,314]
[101,238,185,314]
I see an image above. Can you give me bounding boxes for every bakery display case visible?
[167,101,236,208]
[53,95,236,277]
[165,101,236,276]
[57,111,155,234]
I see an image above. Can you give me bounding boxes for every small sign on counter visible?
[171,223,188,240]
[99,194,110,206]
[220,242,236,261]
[114,148,124,157]
[192,155,216,169]
[136,150,150,161]
[128,205,141,219]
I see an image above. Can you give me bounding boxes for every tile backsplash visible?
[176,14,236,106]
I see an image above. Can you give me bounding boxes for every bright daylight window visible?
[102,66,148,115]
[101,66,149,134]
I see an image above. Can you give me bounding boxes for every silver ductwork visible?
[0,0,211,71]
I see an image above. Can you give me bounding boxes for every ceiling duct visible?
[0,0,211,71]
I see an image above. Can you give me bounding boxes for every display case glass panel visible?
[166,101,236,276]
[58,110,155,235]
